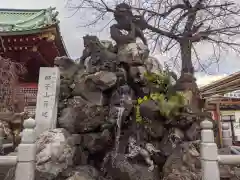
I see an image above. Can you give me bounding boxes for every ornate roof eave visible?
[0,7,69,57]
[55,25,70,57]
[200,71,240,99]
[0,24,58,36]
[0,7,59,33]
[0,23,69,58]
[0,8,50,12]
[200,71,240,92]
[0,9,45,25]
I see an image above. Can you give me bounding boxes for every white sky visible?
[1,0,240,86]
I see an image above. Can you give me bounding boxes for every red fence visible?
[18,83,38,116]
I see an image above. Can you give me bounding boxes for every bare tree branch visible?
[67,0,240,75]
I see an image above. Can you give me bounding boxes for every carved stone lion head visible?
[54,56,76,70]
[83,35,101,50]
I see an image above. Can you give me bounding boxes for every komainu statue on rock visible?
[0,110,28,148]
[54,56,83,100]
[162,141,201,180]
[79,35,117,73]
[54,56,81,81]
[125,136,160,171]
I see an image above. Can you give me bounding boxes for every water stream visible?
[114,87,130,156]
[115,106,125,155]
[102,85,133,170]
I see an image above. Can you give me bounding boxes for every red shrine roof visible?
[0,7,68,62]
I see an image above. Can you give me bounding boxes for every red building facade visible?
[0,7,68,114]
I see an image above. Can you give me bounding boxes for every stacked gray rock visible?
[33,42,204,180]
[34,4,206,180]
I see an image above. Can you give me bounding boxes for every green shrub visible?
[135,71,185,122]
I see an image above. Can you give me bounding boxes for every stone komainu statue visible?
[80,35,117,73]
[0,111,28,148]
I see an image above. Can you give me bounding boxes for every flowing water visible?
[114,85,133,156]
[115,106,125,155]
[102,86,132,170]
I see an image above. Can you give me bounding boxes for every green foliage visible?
[144,70,171,94]
[135,71,185,122]
[135,105,142,123]
[150,92,185,119]
[135,96,148,123]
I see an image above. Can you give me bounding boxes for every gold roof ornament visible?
[38,32,55,42]
[32,45,38,52]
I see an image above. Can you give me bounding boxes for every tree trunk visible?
[175,40,203,112]
[180,40,194,75]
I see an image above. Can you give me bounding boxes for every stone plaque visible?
[35,67,60,137]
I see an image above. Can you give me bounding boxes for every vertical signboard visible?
[35,67,60,137]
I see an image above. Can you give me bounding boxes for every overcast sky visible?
[1,0,240,86]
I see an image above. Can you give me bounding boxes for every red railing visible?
[19,83,38,104]
[18,83,38,116]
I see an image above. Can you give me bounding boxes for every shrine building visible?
[0,7,68,114]
[200,71,240,145]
